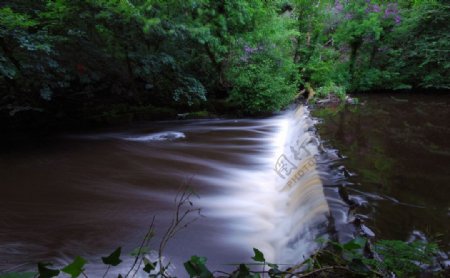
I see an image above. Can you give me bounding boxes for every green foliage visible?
[37,263,60,278]
[231,264,260,278]
[0,0,307,125]
[61,256,87,278]
[251,248,265,262]
[292,0,449,95]
[183,256,213,278]
[101,247,122,266]
[316,82,346,100]
[315,236,442,277]
[142,259,157,273]
[371,240,439,277]
[228,57,298,114]
[201,0,300,114]
[1,237,445,277]
[0,7,37,30]
[1,0,447,127]
[383,1,450,90]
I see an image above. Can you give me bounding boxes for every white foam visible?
[124,131,186,142]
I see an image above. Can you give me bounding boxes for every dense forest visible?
[0,0,448,129]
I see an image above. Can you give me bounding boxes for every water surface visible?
[2,94,448,275]
[312,93,450,251]
[1,107,332,275]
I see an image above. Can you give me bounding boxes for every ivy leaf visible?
[183,256,213,278]
[237,264,250,275]
[232,264,260,278]
[251,248,265,262]
[61,256,87,278]
[130,246,149,256]
[143,260,157,273]
[102,247,122,266]
[37,262,60,278]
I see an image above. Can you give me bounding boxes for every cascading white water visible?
[269,105,330,263]
[200,105,330,264]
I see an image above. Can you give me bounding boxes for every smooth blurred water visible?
[0,106,342,275]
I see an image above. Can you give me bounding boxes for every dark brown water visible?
[1,94,449,275]
[0,107,332,275]
[312,93,450,252]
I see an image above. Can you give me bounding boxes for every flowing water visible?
[1,106,338,275]
[1,94,449,275]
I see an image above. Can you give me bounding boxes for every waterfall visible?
[268,105,330,263]
[200,105,331,264]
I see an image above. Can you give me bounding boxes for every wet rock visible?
[361,224,375,237]
[316,94,341,106]
[345,95,359,105]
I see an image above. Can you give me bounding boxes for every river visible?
[1,93,449,275]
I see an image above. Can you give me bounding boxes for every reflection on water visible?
[0,106,335,275]
[312,93,450,252]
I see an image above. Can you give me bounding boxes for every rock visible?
[177,113,189,119]
[345,95,358,104]
[361,224,376,237]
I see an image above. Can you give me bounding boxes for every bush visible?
[228,57,298,114]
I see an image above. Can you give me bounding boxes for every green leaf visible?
[102,247,122,266]
[238,264,250,274]
[232,264,260,278]
[343,237,366,251]
[143,258,157,273]
[37,262,60,278]
[0,7,37,30]
[267,263,278,270]
[61,256,87,278]
[144,262,158,273]
[130,247,149,256]
[183,256,213,278]
[251,248,265,262]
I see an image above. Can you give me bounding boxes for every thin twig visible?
[290,266,349,277]
[125,216,156,278]
[101,265,110,278]
[156,180,201,277]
